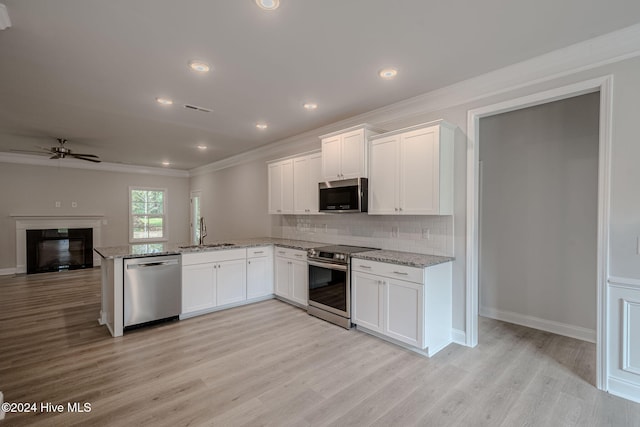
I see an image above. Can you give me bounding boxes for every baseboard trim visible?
[451,328,466,346]
[480,306,596,343]
[0,268,16,276]
[608,376,640,404]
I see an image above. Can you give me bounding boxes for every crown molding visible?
[189,23,640,177]
[0,152,189,178]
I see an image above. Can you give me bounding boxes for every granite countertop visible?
[94,237,325,259]
[352,250,453,268]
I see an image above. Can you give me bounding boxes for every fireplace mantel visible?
[14,216,103,273]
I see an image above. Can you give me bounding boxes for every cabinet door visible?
[293,156,310,214]
[274,256,290,298]
[216,259,247,306]
[281,159,294,214]
[247,256,273,299]
[290,259,308,306]
[182,264,216,314]
[340,129,366,179]
[268,162,283,214]
[400,126,439,214]
[352,271,384,333]
[385,278,423,348]
[369,135,399,214]
[308,152,322,214]
[321,135,342,180]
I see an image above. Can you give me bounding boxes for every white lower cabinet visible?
[216,259,247,306]
[352,272,384,333]
[352,259,452,356]
[274,247,308,307]
[181,248,247,316]
[246,246,274,299]
[182,263,216,313]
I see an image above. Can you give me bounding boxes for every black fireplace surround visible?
[26,228,93,274]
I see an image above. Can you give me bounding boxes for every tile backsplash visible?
[273,214,453,256]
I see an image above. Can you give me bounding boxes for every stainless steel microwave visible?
[319,178,368,213]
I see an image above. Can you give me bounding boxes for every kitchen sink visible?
[178,243,235,250]
[204,243,235,248]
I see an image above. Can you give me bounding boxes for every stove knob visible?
[309,249,316,256]
[338,254,345,260]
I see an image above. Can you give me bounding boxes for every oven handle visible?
[307,260,348,271]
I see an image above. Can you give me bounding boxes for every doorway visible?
[466,76,613,390]
[478,92,599,341]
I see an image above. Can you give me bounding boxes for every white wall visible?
[0,162,190,270]
[478,92,599,334]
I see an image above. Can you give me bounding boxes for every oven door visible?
[307,259,350,318]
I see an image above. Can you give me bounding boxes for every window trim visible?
[128,186,168,243]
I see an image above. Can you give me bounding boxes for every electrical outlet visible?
[71,201,77,208]
[391,226,399,238]
[422,228,430,240]
[55,201,61,208]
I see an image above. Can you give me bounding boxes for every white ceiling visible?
[0,1,639,170]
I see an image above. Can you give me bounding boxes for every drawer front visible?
[274,247,307,261]
[182,248,247,266]
[247,246,272,258]
[352,259,423,284]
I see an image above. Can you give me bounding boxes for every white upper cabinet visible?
[320,124,384,181]
[293,152,322,214]
[369,120,455,215]
[269,151,321,215]
[268,159,294,214]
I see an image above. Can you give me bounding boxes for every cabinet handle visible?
[294,254,303,257]
[399,207,403,211]
[278,251,286,255]
[253,251,264,254]
[248,261,251,264]
[394,208,398,212]
[393,271,409,275]
[359,265,371,269]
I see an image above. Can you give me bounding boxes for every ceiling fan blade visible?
[69,153,99,158]
[71,154,102,163]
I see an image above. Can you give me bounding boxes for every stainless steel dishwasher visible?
[124,255,181,329]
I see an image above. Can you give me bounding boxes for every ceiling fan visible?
[12,138,102,163]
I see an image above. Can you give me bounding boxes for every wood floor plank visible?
[1,268,639,426]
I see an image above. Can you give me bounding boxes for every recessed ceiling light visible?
[156,97,173,105]
[188,60,210,73]
[256,123,268,130]
[379,68,398,80]
[303,102,318,110]
[255,0,280,10]
[197,145,208,150]
[161,161,171,166]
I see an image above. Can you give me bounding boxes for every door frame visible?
[465,75,613,390]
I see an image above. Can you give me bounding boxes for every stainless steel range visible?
[307,245,377,329]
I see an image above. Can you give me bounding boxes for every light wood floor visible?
[1,269,639,426]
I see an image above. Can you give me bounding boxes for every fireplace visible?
[26,228,93,274]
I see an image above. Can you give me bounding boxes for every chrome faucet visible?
[198,217,207,245]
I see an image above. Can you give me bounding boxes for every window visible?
[129,187,167,242]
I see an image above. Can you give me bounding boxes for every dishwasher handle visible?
[126,259,180,269]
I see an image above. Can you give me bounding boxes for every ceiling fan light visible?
[255,0,280,10]
[256,123,268,130]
